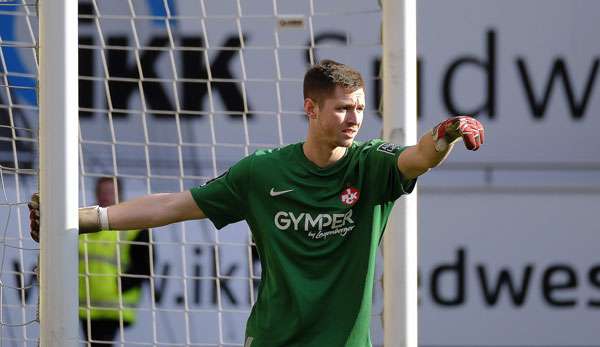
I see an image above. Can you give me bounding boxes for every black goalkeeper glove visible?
[28,193,40,242]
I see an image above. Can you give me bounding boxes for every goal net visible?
[0,1,40,346]
[1,0,395,345]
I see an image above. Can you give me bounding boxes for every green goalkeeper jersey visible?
[191,139,416,347]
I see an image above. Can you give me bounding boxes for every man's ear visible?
[304,98,318,120]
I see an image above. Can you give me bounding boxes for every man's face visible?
[308,86,365,148]
[96,180,116,207]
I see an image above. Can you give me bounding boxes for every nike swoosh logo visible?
[270,188,294,197]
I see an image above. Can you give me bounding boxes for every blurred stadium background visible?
[1,0,599,346]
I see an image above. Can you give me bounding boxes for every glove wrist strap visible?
[98,207,109,231]
[432,120,461,152]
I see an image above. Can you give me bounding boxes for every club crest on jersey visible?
[340,187,360,206]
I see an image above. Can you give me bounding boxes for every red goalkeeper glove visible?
[432,116,485,152]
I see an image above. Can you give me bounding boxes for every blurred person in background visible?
[79,177,154,347]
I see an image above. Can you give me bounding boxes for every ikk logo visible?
[340,187,360,206]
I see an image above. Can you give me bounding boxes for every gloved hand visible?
[28,192,103,241]
[432,116,485,152]
[28,193,40,242]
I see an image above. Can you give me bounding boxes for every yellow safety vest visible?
[78,229,143,324]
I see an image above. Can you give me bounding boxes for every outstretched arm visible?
[105,191,205,230]
[397,116,484,180]
[29,191,205,241]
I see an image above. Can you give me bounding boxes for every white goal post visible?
[382,0,418,346]
[38,0,79,346]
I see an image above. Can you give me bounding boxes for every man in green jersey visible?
[30,60,484,346]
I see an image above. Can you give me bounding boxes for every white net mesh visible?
[2,0,386,345]
[0,1,40,346]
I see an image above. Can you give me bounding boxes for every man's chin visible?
[337,138,354,148]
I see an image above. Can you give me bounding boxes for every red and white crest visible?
[340,187,360,206]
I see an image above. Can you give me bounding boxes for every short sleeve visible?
[364,140,417,202]
[190,156,252,229]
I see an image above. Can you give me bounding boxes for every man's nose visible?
[346,110,359,125]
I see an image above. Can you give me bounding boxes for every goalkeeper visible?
[30,60,484,347]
